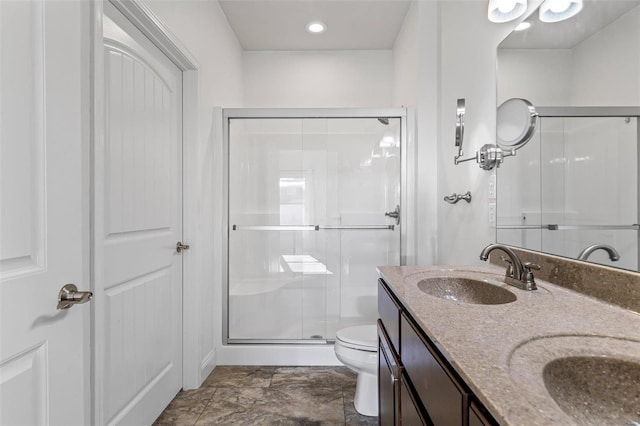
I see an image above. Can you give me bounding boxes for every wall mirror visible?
[496,0,640,271]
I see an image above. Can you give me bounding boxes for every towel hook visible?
[444,191,472,204]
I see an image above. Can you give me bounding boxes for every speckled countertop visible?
[377,264,640,426]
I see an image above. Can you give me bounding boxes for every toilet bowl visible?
[334,324,378,417]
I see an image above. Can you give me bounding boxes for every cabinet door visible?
[469,401,497,426]
[400,377,429,426]
[379,279,402,351]
[378,320,400,425]
[401,314,466,426]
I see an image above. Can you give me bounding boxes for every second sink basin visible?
[417,276,516,305]
[543,356,640,425]
[509,335,640,425]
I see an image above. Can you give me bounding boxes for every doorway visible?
[91,1,201,423]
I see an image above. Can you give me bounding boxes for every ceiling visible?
[499,0,640,49]
[218,0,412,51]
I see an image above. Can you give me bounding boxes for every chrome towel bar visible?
[497,224,639,231]
[232,225,319,231]
[232,224,395,231]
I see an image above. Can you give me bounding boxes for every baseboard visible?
[215,344,342,366]
[199,349,216,384]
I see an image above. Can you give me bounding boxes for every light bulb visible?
[498,0,517,13]
[488,0,527,23]
[305,21,326,34]
[539,0,582,22]
[549,0,570,13]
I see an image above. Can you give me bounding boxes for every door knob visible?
[384,205,400,225]
[57,284,93,310]
[176,242,190,253]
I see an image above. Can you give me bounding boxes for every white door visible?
[94,3,184,425]
[0,1,89,425]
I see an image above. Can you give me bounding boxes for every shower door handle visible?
[384,205,400,225]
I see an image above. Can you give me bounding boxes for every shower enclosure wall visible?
[497,107,640,270]
[223,109,407,344]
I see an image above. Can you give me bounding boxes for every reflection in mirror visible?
[454,98,466,164]
[496,0,640,271]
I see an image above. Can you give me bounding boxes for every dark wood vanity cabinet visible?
[400,373,427,425]
[378,278,498,426]
[379,321,429,426]
[469,402,495,426]
[401,313,465,425]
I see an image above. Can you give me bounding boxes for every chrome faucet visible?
[479,244,539,291]
[577,244,620,262]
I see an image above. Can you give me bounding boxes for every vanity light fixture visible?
[488,0,527,23]
[306,21,326,34]
[539,0,583,23]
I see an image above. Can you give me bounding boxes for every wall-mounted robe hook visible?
[444,191,472,204]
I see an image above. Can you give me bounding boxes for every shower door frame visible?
[537,107,640,271]
[221,108,415,345]
[496,106,640,270]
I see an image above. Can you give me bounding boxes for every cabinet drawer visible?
[378,279,402,352]
[401,313,466,426]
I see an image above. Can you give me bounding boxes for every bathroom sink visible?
[542,356,640,425]
[509,335,640,425]
[417,277,516,305]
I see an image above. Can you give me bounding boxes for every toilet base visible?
[353,370,378,417]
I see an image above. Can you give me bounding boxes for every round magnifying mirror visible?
[497,98,538,150]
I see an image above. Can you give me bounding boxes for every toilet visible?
[334,324,378,416]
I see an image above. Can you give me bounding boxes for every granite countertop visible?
[377,264,640,426]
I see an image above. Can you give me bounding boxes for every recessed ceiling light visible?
[306,21,326,34]
[515,21,531,31]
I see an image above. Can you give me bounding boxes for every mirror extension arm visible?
[454,97,535,170]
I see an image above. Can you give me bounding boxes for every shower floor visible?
[153,366,378,425]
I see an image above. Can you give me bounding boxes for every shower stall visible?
[223,109,408,344]
[497,107,640,271]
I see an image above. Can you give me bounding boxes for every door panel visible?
[105,48,174,234]
[0,1,87,424]
[0,0,45,278]
[96,3,183,425]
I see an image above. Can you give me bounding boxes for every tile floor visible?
[153,366,379,425]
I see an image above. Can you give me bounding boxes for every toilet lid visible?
[336,325,377,350]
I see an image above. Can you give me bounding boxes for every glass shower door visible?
[227,116,401,343]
